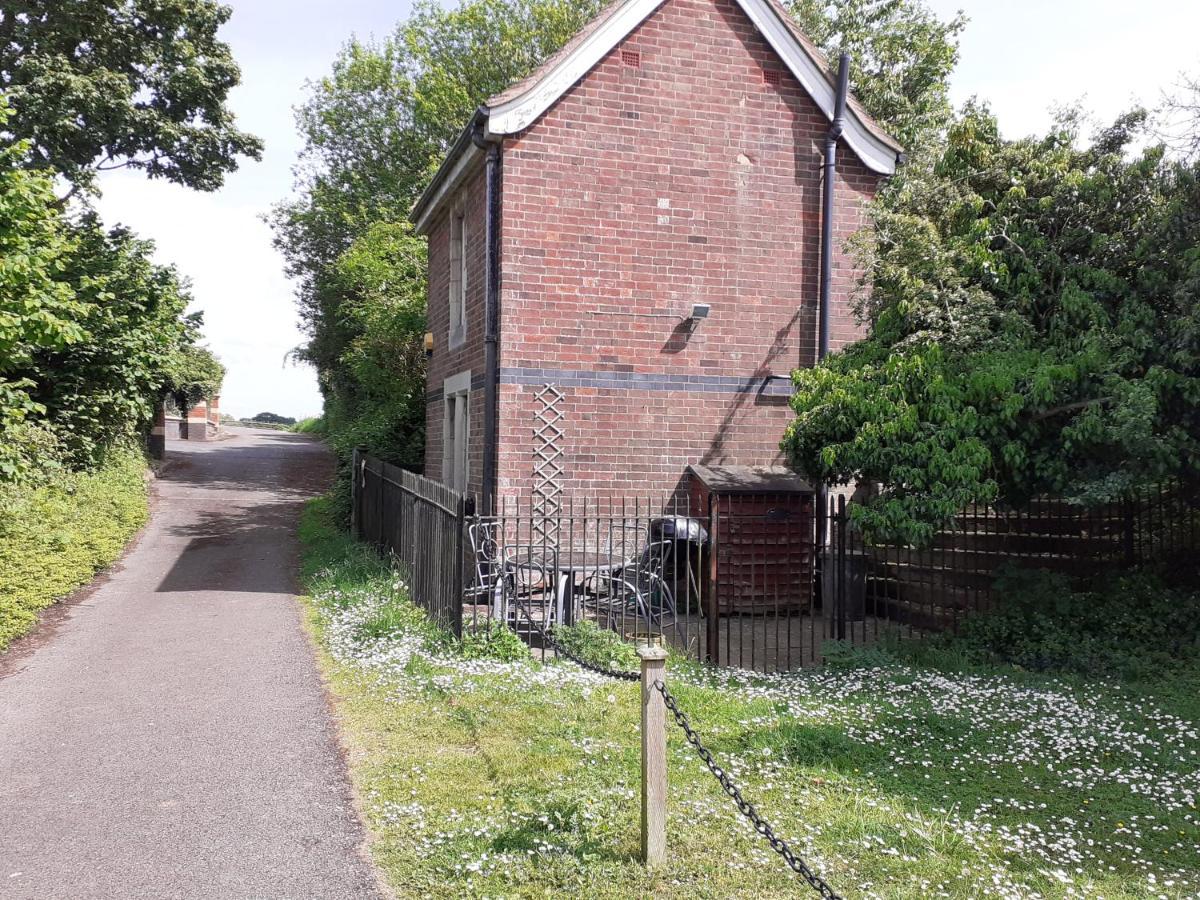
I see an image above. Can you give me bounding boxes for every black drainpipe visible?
[818,52,851,366]
[817,53,851,576]
[472,115,501,515]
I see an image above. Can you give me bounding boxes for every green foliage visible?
[553,620,640,672]
[1,89,221,481]
[272,0,607,510]
[0,101,84,480]
[164,343,225,410]
[785,106,1200,542]
[951,567,1200,682]
[460,620,532,662]
[24,218,198,469]
[788,0,964,153]
[290,416,327,435]
[249,412,296,426]
[1,0,262,193]
[0,441,147,650]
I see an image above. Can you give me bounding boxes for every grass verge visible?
[290,416,327,435]
[0,445,149,651]
[299,497,1200,899]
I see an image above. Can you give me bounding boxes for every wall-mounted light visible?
[689,303,711,321]
[424,331,434,356]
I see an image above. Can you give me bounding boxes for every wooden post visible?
[350,448,362,541]
[639,644,668,867]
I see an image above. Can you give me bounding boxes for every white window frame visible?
[448,203,467,349]
[442,369,471,492]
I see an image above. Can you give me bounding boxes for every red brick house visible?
[411,0,901,511]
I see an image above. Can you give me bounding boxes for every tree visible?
[26,217,196,467]
[165,342,224,411]
[249,412,296,425]
[1160,71,1200,162]
[0,99,84,480]
[788,0,965,154]
[0,0,262,195]
[271,0,606,485]
[783,106,1200,543]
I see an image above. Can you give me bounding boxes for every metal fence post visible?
[452,495,472,638]
[705,497,720,667]
[639,645,668,867]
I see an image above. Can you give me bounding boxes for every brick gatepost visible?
[184,400,210,442]
[208,394,221,437]
[148,404,167,459]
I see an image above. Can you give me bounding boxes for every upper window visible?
[448,204,467,347]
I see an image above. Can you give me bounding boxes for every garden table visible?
[510,549,625,627]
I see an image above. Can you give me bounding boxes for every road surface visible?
[0,428,384,900]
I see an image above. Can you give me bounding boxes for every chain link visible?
[509,592,639,681]
[506,592,839,897]
[654,680,843,900]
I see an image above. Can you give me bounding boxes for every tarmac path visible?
[0,428,384,900]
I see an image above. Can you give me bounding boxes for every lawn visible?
[299,498,1200,899]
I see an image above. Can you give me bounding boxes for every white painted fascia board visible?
[413,142,486,235]
[735,0,897,175]
[483,0,898,175]
[485,0,669,136]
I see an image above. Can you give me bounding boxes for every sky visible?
[95,0,1200,420]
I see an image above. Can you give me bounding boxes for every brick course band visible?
[501,366,795,396]
[424,368,793,402]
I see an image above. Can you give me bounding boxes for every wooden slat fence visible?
[350,449,471,636]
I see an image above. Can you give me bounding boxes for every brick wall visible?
[424,167,489,493]
[423,0,881,501]
[495,0,879,498]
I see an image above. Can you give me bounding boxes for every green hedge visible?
[0,445,149,651]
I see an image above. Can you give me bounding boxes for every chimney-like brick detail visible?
[184,400,210,442]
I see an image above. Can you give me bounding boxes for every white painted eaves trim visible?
[736,0,897,175]
[413,142,485,234]
[483,0,899,175]
[485,0,670,137]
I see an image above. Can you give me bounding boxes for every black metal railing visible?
[465,494,711,663]
[347,459,1196,671]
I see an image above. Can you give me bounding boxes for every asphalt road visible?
[0,428,385,900]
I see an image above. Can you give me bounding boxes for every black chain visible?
[507,592,838,896]
[654,679,843,900]
[508,591,639,681]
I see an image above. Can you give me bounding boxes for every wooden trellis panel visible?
[532,384,565,545]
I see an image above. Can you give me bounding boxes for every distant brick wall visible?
[424,0,881,500]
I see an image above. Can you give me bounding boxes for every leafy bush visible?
[951,567,1200,681]
[460,621,531,662]
[290,416,327,434]
[0,443,148,650]
[553,620,640,672]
